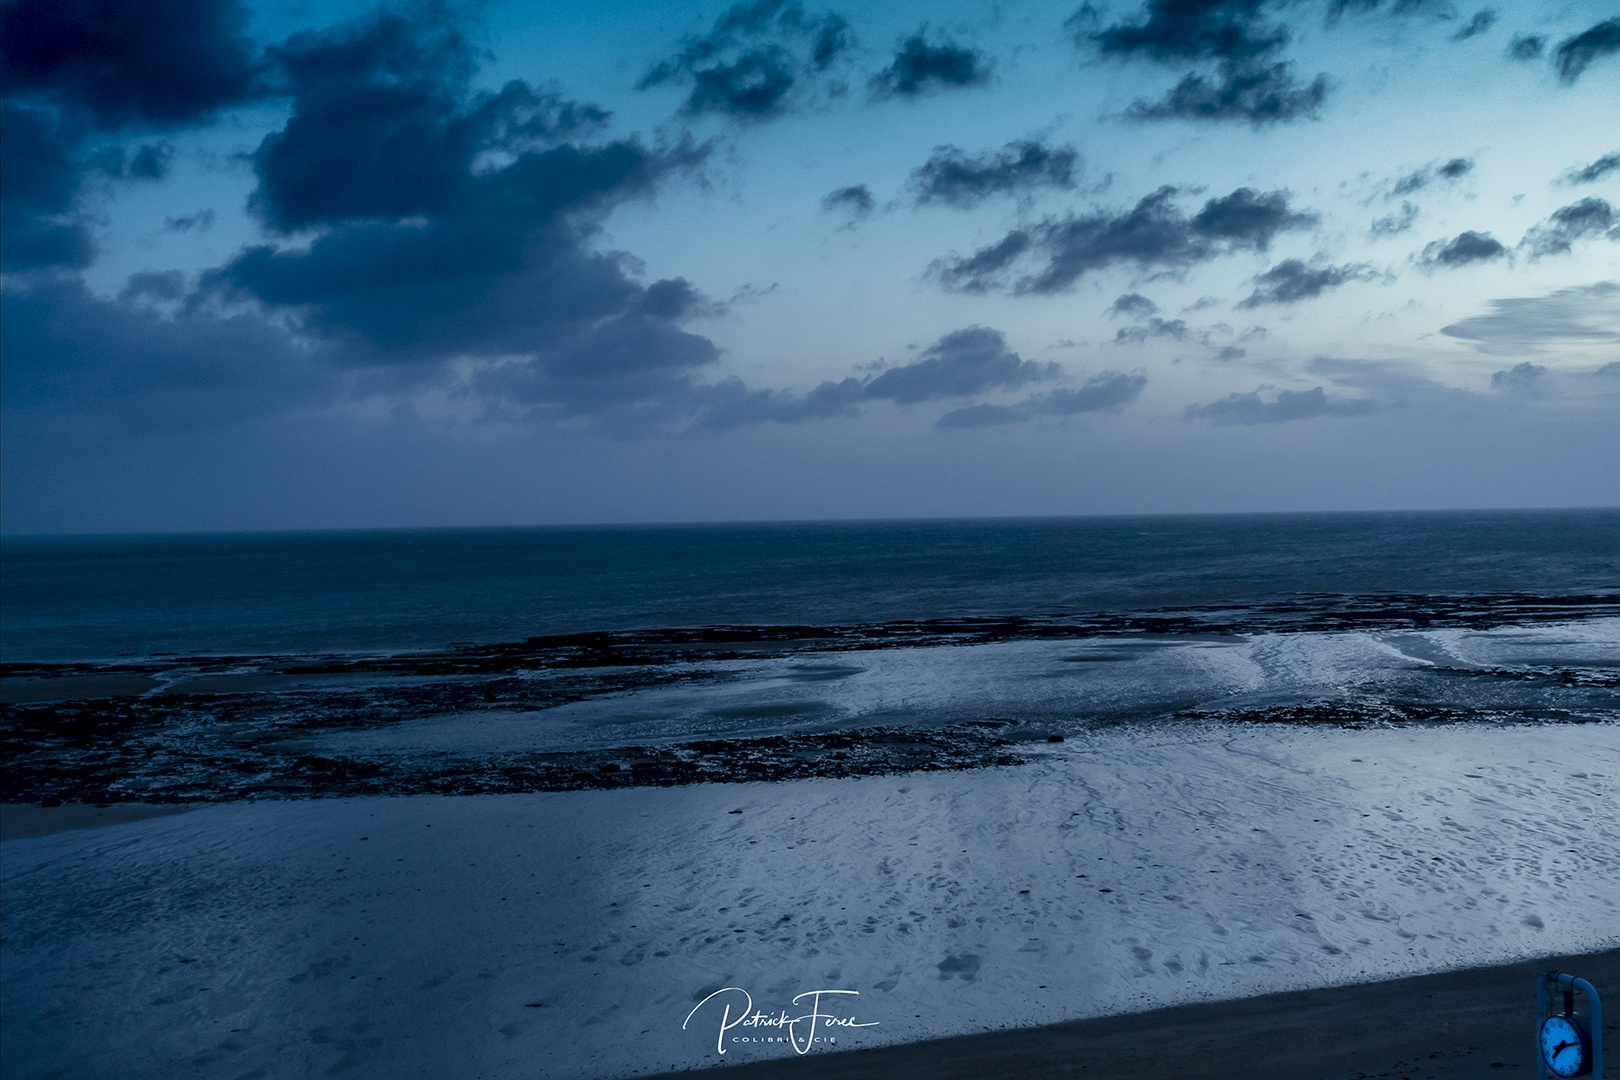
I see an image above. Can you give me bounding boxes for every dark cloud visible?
[909,140,1078,208]
[0,101,94,270]
[1390,157,1472,196]
[1080,0,1327,124]
[1125,60,1327,124]
[1028,371,1148,414]
[1115,317,1188,343]
[1325,0,1444,18]
[1370,201,1419,237]
[0,0,262,128]
[1508,34,1545,60]
[1184,385,1376,424]
[212,6,711,384]
[935,370,1147,428]
[1451,9,1497,41]
[1085,0,1287,62]
[6,4,738,435]
[1215,345,1247,360]
[1110,292,1159,316]
[1420,230,1506,267]
[822,184,875,216]
[1554,17,1620,83]
[1,0,264,272]
[934,186,1315,294]
[1519,198,1618,258]
[1490,361,1545,391]
[638,0,852,119]
[1440,282,1620,354]
[1564,153,1620,185]
[701,326,1058,428]
[870,32,992,98]
[1239,259,1374,306]
[861,327,1055,403]
[0,276,331,430]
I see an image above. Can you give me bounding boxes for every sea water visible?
[5,509,1618,663]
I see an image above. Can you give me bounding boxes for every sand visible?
[0,801,192,840]
[3,721,1616,1079]
[673,948,1620,1079]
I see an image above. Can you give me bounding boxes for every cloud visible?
[935,370,1147,428]
[215,7,710,377]
[1440,282,1620,354]
[1239,259,1374,306]
[0,276,332,430]
[1508,34,1544,60]
[933,186,1315,294]
[638,0,852,119]
[1184,385,1376,424]
[860,327,1055,403]
[0,0,263,128]
[1451,9,1497,41]
[1563,153,1620,185]
[0,0,269,273]
[1519,198,1618,258]
[909,140,1078,208]
[870,31,992,97]
[1109,292,1159,316]
[1420,230,1506,267]
[1085,0,1288,62]
[1115,317,1188,343]
[1080,0,1328,124]
[821,184,874,216]
[1490,361,1545,391]
[6,4,744,435]
[1325,0,1454,21]
[1124,61,1327,124]
[1370,201,1419,237]
[1554,17,1620,83]
[701,326,1059,427]
[1390,157,1473,197]
[0,102,95,270]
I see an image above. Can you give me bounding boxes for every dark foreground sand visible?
[0,801,192,840]
[670,949,1620,1080]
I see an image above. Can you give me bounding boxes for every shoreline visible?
[671,948,1620,1079]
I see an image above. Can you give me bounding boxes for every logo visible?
[682,987,879,1055]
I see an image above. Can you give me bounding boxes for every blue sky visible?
[2,0,1617,533]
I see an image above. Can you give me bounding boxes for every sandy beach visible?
[4,720,1616,1079]
[677,948,1620,1079]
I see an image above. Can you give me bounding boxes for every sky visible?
[1,0,1617,534]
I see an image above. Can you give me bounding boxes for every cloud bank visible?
[935,186,1316,294]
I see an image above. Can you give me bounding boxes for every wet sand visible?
[686,948,1620,1080]
[0,802,192,841]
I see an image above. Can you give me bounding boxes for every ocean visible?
[5,509,1619,662]
[1,509,1617,802]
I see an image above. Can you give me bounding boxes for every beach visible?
[4,720,1616,1079]
[685,948,1620,1079]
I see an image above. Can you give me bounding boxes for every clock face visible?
[1540,1015,1588,1078]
